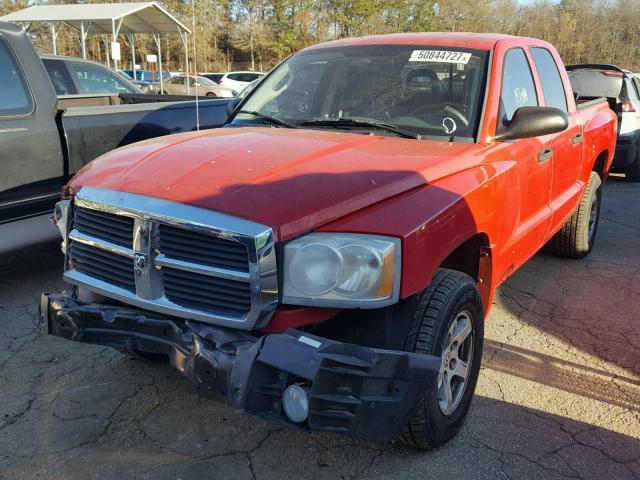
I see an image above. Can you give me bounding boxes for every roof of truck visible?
[304,32,535,52]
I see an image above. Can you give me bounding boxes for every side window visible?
[42,58,78,95]
[68,62,136,94]
[0,40,33,116]
[633,78,640,99]
[187,77,197,87]
[530,47,568,112]
[500,48,538,123]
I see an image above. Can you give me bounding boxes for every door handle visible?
[571,133,583,145]
[538,148,553,163]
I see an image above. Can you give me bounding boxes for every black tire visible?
[550,171,602,258]
[206,92,217,98]
[401,269,484,450]
[626,149,640,182]
[117,347,167,363]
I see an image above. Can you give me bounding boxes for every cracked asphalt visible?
[1,177,639,480]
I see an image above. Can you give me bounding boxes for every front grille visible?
[63,187,278,329]
[162,267,251,314]
[159,224,249,271]
[74,207,134,247]
[69,241,135,292]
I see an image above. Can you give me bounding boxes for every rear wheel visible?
[550,171,602,258]
[401,269,484,450]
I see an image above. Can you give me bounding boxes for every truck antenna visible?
[192,0,200,131]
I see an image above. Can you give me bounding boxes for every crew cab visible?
[0,22,231,254]
[41,33,616,449]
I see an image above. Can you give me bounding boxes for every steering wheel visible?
[409,104,469,128]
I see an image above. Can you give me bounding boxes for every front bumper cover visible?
[40,293,440,442]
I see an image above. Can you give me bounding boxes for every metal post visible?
[153,33,164,93]
[111,19,117,70]
[80,22,86,59]
[128,33,136,78]
[184,32,190,94]
[50,22,58,55]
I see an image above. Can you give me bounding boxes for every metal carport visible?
[0,2,191,91]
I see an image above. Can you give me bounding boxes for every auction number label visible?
[409,50,472,64]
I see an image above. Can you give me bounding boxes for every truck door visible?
[530,47,583,229]
[498,47,553,262]
[0,36,64,223]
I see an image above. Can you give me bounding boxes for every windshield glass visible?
[236,45,488,140]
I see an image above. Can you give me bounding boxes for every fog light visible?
[282,384,309,423]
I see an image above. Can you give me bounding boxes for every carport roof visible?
[0,2,191,34]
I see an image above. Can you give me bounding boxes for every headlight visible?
[282,233,401,308]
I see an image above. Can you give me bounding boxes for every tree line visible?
[2,0,639,73]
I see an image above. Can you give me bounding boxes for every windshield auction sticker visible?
[409,50,472,64]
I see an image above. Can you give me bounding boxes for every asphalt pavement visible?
[0,177,638,480]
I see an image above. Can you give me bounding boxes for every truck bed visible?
[59,96,231,175]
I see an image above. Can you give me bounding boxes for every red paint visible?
[68,33,617,332]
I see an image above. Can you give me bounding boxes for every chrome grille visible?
[69,241,135,292]
[74,207,134,247]
[158,224,249,271]
[162,267,251,314]
[62,187,278,330]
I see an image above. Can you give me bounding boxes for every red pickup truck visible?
[41,33,616,449]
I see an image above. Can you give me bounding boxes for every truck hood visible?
[72,127,481,239]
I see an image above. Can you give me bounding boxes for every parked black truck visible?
[0,21,232,254]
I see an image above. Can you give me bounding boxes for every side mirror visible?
[226,97,241,117]
[495,106,568,141]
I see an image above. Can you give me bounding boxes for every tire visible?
[206,92,217,98]
[550,171,602,258]
[117,347,167,363]
[401,269,484,450]
[626,148,640,182]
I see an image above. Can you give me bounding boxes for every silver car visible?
[160,75,237,97]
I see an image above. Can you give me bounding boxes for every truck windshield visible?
[236,45,488,140]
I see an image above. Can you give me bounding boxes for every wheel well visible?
[439,233,492,311]
[439,233,490,282]
[592,150,609,180]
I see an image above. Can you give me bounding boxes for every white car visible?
[201,71,266,91]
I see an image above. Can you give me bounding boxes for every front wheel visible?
[206,92,217,98]
[401,269,484,450]
[550,171,602,258]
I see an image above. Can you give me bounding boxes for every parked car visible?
[43,33,616,450]
[115,69,157,93]
[0,22,232,254]
[202,71,265,90]
[567,64,640,181]
[123,69,172,83]
[160,74,237,97]
[41,55,143,95]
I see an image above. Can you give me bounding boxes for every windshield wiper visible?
[236,110,298,129]
[299,118,421,139]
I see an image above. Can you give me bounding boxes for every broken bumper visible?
[40,293,440,442]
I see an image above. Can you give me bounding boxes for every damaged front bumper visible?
[39,293,440,442]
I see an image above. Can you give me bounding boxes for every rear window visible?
[42,58,77,95]
[0,39,33,116]
[204,74,223,83]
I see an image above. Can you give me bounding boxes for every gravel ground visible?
[0,178,638,480]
